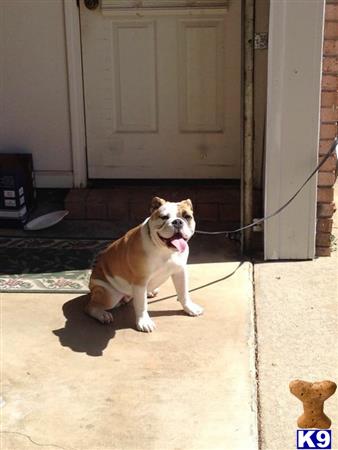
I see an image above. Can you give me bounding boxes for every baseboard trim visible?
[35,171,73,188]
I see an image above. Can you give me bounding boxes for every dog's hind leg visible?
[86,282,123,324]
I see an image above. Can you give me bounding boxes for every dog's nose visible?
[172,218,184,228]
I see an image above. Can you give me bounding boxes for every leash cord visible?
[196,137,338,237]
[149,138,337,304]
[148,260,245,304]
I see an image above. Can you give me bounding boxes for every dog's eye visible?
[160,215,169,220]
[183,214,192,220]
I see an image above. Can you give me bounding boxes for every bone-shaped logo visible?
[289,380,337,429]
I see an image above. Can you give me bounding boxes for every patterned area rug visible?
[0,237,111,293]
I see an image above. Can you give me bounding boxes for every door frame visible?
[64,0,87,188]
[66,0,243,186]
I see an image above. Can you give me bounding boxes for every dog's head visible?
[148,197,195,253]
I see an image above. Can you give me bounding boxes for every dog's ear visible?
[182,198,193,211]
[150,196,166,213]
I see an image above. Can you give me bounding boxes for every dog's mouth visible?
[158,232,188,252]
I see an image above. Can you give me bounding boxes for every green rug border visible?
[0,237,111,293]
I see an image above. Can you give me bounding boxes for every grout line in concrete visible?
[251,260,263,450]
[244,261,260,450]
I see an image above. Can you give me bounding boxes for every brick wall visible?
[316,0,338,256]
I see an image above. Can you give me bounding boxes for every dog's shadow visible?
[52,295,135,357]
[53,295,185,357]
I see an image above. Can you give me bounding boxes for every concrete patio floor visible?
[1,245,258,450]
[255,253,338,450]
[2,186,337,450]
[255,183,338,450]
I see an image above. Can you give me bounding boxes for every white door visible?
[80,0,241,179]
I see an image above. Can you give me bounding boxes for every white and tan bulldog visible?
[85,197,203,332]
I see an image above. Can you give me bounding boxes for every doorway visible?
[79,0,242,179]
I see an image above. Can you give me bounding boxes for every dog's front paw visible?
[183,301,204,317]
[136,314,156,332]
[147,288,159,298]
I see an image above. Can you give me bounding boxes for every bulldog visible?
[85,197,203,332]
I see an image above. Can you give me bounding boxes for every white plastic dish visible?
[24,210,69,231]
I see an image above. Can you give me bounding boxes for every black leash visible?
[149,138,337,304]
[196,137,338,239]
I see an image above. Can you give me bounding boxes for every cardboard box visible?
[0,154,36,226]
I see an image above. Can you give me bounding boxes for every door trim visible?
[64,0,87,188]
[264,0,325,260]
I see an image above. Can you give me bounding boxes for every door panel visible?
[178,20,224,132]
[112,22,157,132]
[80,1,241,178]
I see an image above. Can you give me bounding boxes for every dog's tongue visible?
[171,237,187,253]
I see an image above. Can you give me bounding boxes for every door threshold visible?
[88,179,241,188]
